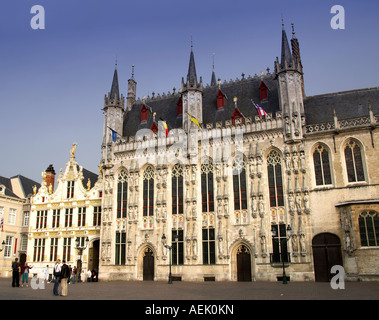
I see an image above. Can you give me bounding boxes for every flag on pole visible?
[186,112,201,129]
[160,119,169,137]
[108,126,118,142]
[251,100,268,117]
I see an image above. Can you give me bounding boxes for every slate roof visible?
[122,74,280,138]
[0,175,41,199]
[304,87,379,125]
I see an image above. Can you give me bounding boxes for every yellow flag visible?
[186,112,201,129]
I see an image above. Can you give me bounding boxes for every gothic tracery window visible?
[143,166,154,216]
[117,170,128,219]
[172,164,184,215]
[313,144,332,186]
[201,162,214,213]
[233,155,247,210]
[344,140,365,183]
[359,211,379,247]
[267,150,284,207]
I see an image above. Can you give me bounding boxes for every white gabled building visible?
[27,145,102,280]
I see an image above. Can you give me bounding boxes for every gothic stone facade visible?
[98,27,379,282]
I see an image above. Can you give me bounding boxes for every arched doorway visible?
[312,233,343,282]
[143,247,154,281]
[88,239,100,272]
[236,244,252,282]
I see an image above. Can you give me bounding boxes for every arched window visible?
[344,140,365,183]
[313,144,332,186]
[359,211,379,247]
[267,150,284,207]
[201,162,214,212]
[143,166,154,216]
[171,164,183,215]
[117,170,128,218]
[233,155,247,210]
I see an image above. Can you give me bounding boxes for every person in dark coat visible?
[60,260,69,296]
[11,258,20,287]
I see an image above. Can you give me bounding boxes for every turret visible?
[181,42,203,133]
[101,65,125,162]
[275,23,305,143]
[126,65,137,112]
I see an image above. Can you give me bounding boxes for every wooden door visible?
[312,233,343,282]
[143,248,154,281]
[237,245,252,282]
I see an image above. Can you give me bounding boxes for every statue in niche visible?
[260,235,267,257]
[285,116,291,137]
[223,199,229,217]
[299,150,306,173]
[217,199,223,218]
[288,193,295,215]
[218,236,224,258]
[285,153,292,173]
[292,112,300,136]
[291,234,299,256]
[295,193,302,215]
[251,194,258,218]
[292,151,299,173]
[299,234,306,255]
[192,239,198,259]
[303,191,310,214]
[258,195,265,218]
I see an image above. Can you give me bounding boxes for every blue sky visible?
[1,0,378,183]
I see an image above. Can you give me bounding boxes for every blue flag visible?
[108,127,118,142]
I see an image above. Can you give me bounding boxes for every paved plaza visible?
[1,278,377,319]
[1,278,378,300]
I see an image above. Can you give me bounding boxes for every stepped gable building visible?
[28,144,102,279]
[0,174,40,277]
[99,24,379,282]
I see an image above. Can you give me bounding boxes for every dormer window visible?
[141,104,148,123]
[232,107,244,124]
[150,122,158,132]
[177,97,183,116]
[259,81,268,101]
[217,89,225,109]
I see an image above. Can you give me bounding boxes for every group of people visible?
[11,258,33,288]
[11,257,97,296]
[52,259,79,296]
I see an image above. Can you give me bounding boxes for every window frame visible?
[344,139,366,183]
[313,144,333,186]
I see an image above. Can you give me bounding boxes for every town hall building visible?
[29,24,379,282]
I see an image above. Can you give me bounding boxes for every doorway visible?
[143,247,154,281]
[236,245,252,281]
[312,233,343,282]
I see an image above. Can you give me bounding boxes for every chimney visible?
[45,164,56,191]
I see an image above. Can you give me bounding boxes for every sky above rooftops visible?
[1,0,378,182]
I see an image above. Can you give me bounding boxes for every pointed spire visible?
[210,53,216,86]
[280,22,294,69]
[110,66,120,101]
[187,38,198,86]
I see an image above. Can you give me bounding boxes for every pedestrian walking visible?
[60,260,69,296]
[53,259,61,296]
[71,266,77,284]
[44,265,50,283]
[87,269,92,282]
[11,258,20,287]
[20,263,32,287]
[67,265,72,284]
